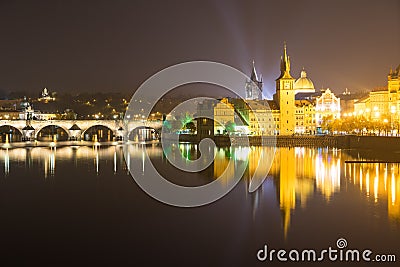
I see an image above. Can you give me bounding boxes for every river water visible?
[0,144,399,266]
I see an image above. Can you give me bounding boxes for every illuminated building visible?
[352,95,370,117]
[370,90,389,120]
[17,97,57,120]
[38,88,55,102]
[273,43,296,135]
[230,99,275,136]
[293,68,315,94]
[353,65,400,124]
[295,100,316,134]
[0,99,20,120]
[0,110,20,120]
[195,42,337,136]
[213,98,235,135]
[388,65,400,92]
[272,44,318,135]
[246,101,274,136]
[315,88,341,126]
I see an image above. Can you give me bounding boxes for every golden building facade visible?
[295,100,316,134]
[213,98,235,135]
[315,88,341,126]
[353,65,400,124]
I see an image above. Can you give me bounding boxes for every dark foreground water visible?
[0,144,399,266]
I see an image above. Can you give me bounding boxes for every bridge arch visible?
[0,125,23,142]
[35,125,70,141]
[128,126,159,141]
[82,125,115,141]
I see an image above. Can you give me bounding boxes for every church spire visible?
[283,41,288,65]
[251,59,259,82]
[246,59,263,100]
[278,41,293,79]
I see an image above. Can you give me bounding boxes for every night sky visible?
[0,0,399,98]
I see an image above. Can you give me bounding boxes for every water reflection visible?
[173,144,400,237]
[0,145,129,178]
[345,161,400,222]
[0,144,399,237]
[4,148,9,175]
[210,146,343,237]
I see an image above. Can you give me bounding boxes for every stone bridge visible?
[0,119,163,141]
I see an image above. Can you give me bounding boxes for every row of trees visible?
[162,112,237,135]
[162,112,196,133]
[321,115,397,135]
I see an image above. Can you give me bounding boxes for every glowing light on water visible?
[96,152,99,174]
[49,149,55,176]
[234,146,250,161]
[373,164,379,201]
[4,148,9,175]
[142,149,145,173]
[93,134,101,147]
[2,134,11,149]
[113,149,117,173]
[384,164,388,191]
[374,175,379,202]
[49,134,57,147]
[126,149,131,172]
[44,156,48,178]
[315,155,341,200]
[391,170,396,205]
